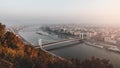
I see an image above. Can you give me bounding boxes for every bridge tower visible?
[38,39,42,48]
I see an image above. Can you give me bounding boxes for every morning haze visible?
[1,0,120,68]
[0,0,120,26]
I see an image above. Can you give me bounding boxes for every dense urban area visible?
[42,24,120,53]
[0,23,114,68]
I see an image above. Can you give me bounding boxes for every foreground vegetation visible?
[0,23,113,68]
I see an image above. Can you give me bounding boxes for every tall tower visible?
[80,33,84,39]
[38,39,42,48]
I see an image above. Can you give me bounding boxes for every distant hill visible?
[0,23,113,68]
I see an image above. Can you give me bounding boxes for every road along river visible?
[19,26,120,68]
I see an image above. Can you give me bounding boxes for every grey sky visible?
[0,0,120,26]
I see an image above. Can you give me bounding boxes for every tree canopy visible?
[0,23,6,38]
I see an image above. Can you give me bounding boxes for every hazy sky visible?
[0,0,120,26]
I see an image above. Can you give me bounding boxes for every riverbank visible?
[41,27,120,54]
[9,25,118,68]
[84,40,120,54]
[9,26,68,61]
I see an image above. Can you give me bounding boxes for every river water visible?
[19,26,120,68]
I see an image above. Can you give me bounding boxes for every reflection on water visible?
[51,44,120,68]
[19,27,120,68]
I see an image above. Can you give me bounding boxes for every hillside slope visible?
[0,23,113,68]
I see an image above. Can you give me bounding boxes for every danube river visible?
[19,26,120,68]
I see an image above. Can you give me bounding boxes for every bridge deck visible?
[35,38,82,50]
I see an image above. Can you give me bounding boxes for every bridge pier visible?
[38,39,42,49]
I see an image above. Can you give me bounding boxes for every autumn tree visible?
[0,23,6,36]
